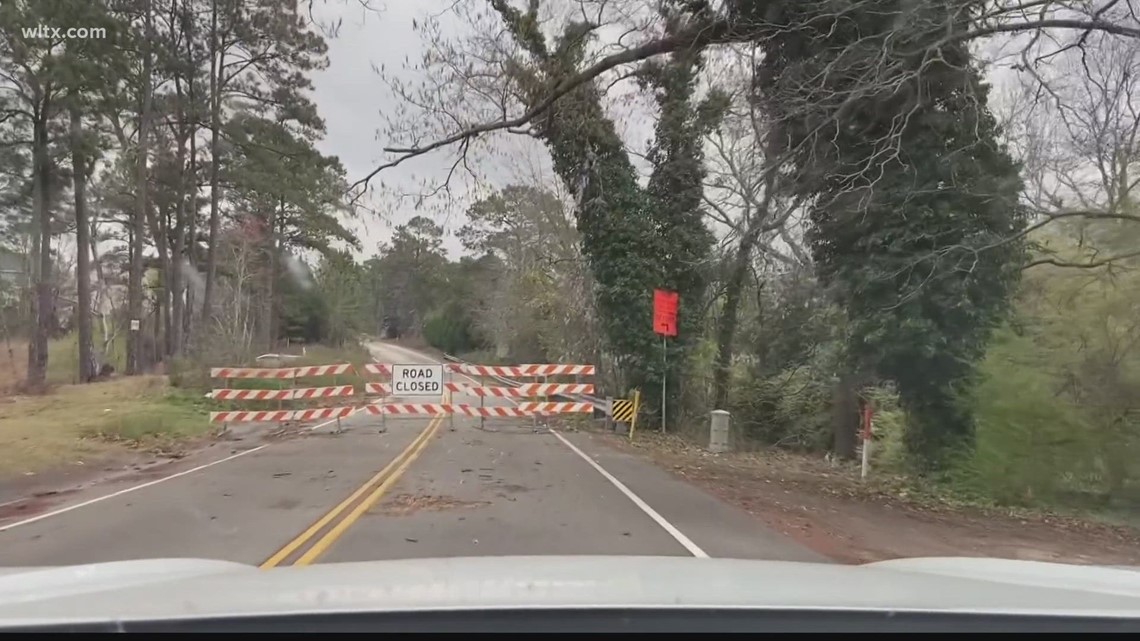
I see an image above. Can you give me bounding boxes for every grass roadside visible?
[0,376,213,477]
[0,339,378,479]
[0,330,128,393]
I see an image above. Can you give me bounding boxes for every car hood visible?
[1,555,1140,624]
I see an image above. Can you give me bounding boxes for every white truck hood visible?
[0,555,1139,625]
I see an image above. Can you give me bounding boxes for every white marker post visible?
[860,402,874,481]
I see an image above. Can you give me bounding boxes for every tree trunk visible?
[26,111,52,388]
[184,152,197,341]
[127,0,154,375]
[177,0,198,349]
[169,192,185,356]
[832,372,859,460]
[70,106,95,382]
[712,224,761,410]
[201,0,223,326]
[143,158,171,359]
[263,200,280,351]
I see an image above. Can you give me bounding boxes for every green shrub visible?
[423,301,483,354]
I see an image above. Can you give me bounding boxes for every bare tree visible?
[360,0,1140,194]
[698,42,815,409]
[1001,14,1140,268]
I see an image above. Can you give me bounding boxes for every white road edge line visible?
[549,430,709,558]
[0,396,357,531]
[382,342,708,559]
[0,445,268,532]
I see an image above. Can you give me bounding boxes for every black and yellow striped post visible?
[612,398,635,423]
[612,390,643,440]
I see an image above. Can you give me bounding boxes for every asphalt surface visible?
[0,342,824,567]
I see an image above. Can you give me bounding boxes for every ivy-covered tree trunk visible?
[643,43,719,424]
[758,0,1027,467]
[493,2,719,426]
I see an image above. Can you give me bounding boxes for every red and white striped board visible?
[209,388,293,401]
[444,363,596,378]
[443,383,521,397]
[518,383,593,395]
[209,410,293,423]
[292,406,356,422]
[454,405,530,418]
[444,383,594,397]
[518,364,596,377]
[292,385,355,400]
[210,367,295,379]
[362,363,392,376]
[364,403,454,416]
[363,382,390,396]
[517,402,594,414]
[444,364,524,378]
[293,363,355,378]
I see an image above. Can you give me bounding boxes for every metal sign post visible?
[661,336,667,434]
[653,289,678,433]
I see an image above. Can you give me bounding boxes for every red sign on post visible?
[653,289,678,337]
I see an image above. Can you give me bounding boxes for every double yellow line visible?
[259,415,443,568]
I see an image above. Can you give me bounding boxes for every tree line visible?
[1,0,357,384]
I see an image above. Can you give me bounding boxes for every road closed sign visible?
[392,364,443,396]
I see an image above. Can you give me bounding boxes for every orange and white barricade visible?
[429,361,597,431]
[209,362,357,431]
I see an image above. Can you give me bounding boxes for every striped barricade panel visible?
[516,402,594,414]
[444,383,524,397]
[363,383,390,396]
[362,363,392,376]
[292,406,356,422]
[364,403,454,416]
[444,363,526,378]
[453,405,530,418]
[517,383,594,396]
[518,364,596,377]
[210,367,296,379]
[209,410,293,423]
[209,388,293,401]
[291,385,355,400]
[293,363,355,378]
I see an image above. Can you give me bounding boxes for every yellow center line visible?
[293,414,444,566]
[259,415,441,569]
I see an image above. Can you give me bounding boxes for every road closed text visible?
[392,364,443,396]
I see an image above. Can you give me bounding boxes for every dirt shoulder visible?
[595,430,1140,566]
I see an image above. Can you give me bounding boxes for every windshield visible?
[2,0,1140,620]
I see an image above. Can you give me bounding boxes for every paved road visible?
[0,342,823,567]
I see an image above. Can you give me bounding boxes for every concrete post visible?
[709,410,731,453]
[605,397,614,431]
